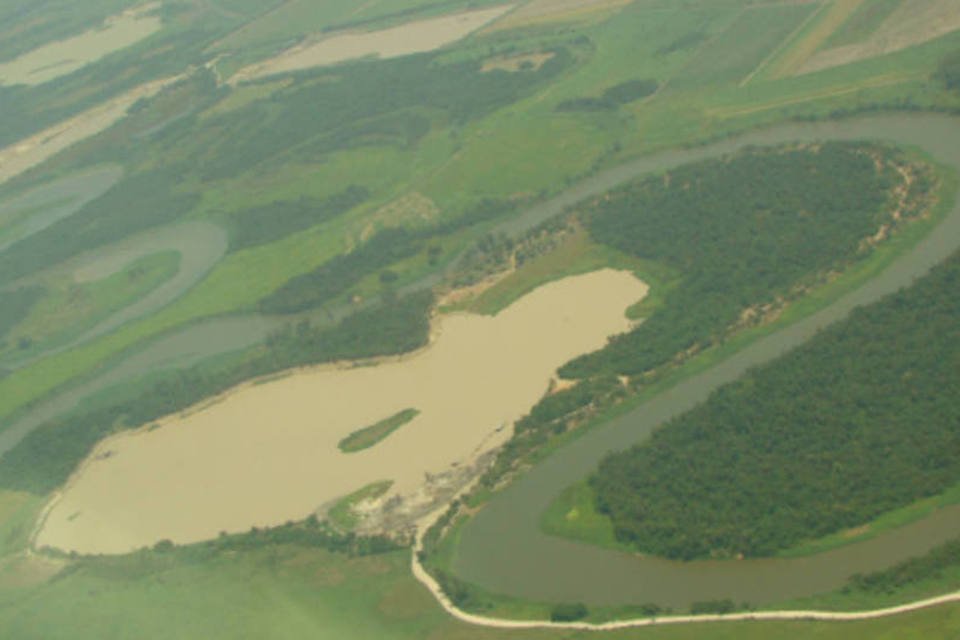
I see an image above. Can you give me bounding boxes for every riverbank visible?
[443,114,960,611]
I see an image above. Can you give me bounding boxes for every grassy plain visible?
[2,544,960,639]
[0,0,959,634]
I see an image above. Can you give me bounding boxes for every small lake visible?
[35,269,647,554]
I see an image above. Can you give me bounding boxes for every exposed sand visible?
[797,0,960,75]
[0,74,179,187]
[35,270,647,554]
[231,5,513,83]
[0,4,162,86]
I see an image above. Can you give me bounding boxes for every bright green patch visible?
[540,480,627,552]
[339,409,420,453]
[327,480,394,530]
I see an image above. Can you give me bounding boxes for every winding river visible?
[3,115,960,607]
[452,114,960,608]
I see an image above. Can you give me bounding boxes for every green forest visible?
[0,290,433,494]
[590,250,960,560]
[560,142,925,379]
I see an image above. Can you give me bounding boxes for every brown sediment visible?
[35,269,648,554]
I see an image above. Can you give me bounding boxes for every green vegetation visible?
[540,480,624,552]
[0,291,433,494]
[261,199,513,313]
[0,170,199,287]
[0,287,44,341]
[339,410,420,453]
[227,185,369,251]
[669,4,816,89]
[823,0,902,49]
[556,77,659,112]
[561,142,925,380]
[549,602,589,622]
[0,251,180,361]
[936,49,960,93]
[589,249,960,560]
[1,0,960,634]
[452,225,660,316]
[851,536,960,596]
[327,480,395,530]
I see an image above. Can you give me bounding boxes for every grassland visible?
[0,0,959,634]
[327,480,394,530]
[823,0,904,49]
[2,543,960,639]
[338,409,420,453]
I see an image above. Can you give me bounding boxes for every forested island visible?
[475,142,933,492]
[590,250,960,560]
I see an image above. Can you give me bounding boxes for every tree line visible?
[561,141,922,379]
[0,291,433,495]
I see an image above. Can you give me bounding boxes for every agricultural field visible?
[1,0,960,636]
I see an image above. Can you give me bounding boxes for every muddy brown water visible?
[35,269,647,554]
[5,115,960,605]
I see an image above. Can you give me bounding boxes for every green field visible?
[1,0,960,635]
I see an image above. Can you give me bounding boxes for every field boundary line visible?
[740,0,831,87]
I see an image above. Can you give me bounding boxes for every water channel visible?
[2,115,959,607]
[452,114,960,608]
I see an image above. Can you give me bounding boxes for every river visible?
[451,114,960,608]
[4,114,960,604]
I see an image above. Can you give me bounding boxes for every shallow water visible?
[35,269,647,554]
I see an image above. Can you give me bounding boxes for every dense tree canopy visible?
[561,142,918,379]
[591,251,960,559]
